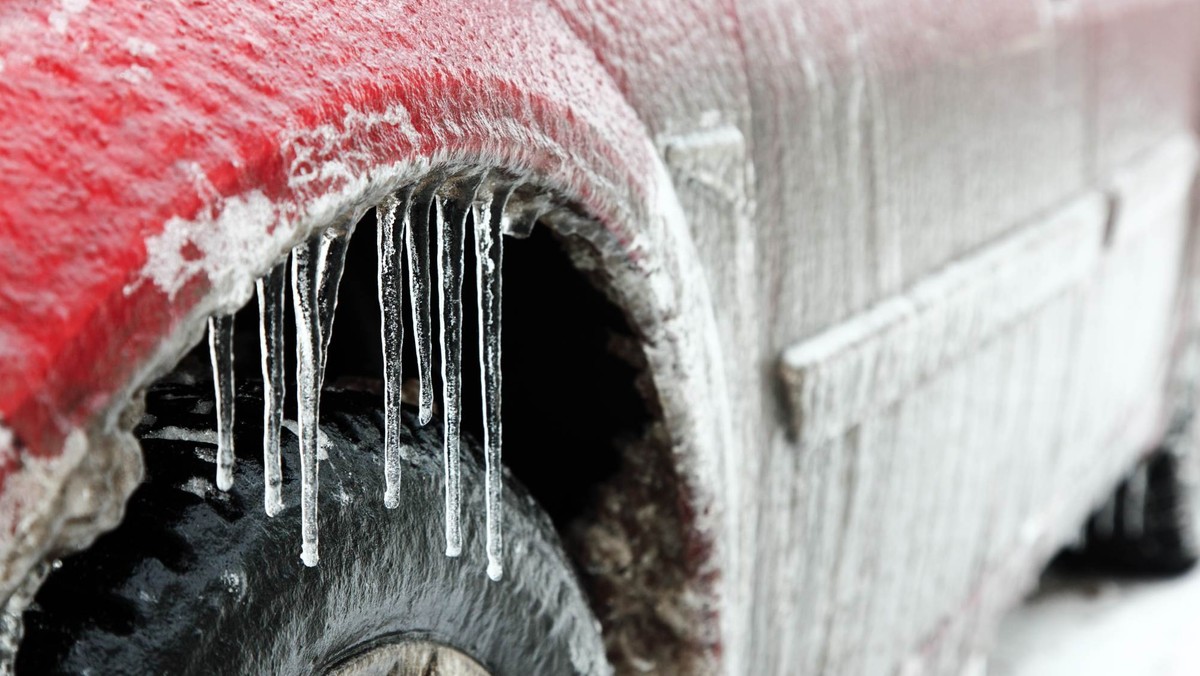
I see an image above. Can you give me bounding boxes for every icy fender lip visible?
[0,0,734,664]
[0,0,655,460]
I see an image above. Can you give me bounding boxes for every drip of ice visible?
[438,176,485,557]
[501,190,538,240]
[377,192,409,509]
[315,215,358,463]
[291,213,357,567]
[257,261,287,516]
[476,183,513,581]
[214,176,524,580]
[318,217,358,375]
[292,237,323,567]
[408,184,441,426]
[208,314,236,492]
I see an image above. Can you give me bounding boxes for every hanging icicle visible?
[476,182,513,580]
[500,187,538,240]
[408,183,441,426]
[257,261,287,517]
[209,314,236,492]
[378,191,410,509]
[292,236,322,567]
[215,174,530,580]
[317,218,357,376]
[292,213,357,567]
[438,175,486,557]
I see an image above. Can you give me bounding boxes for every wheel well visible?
[167,206,650,532]
[149,200,704,672]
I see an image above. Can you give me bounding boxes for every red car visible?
[1,0,1197,673]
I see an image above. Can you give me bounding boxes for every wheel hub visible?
[329,639,491,676]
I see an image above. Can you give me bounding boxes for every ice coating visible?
[292,238,322,567]
[208,314,236,492]
[294,212,356,564]
[407,185,440,426]
[476,183,513,580]
[437,177,483,557]
[377,192,408,510]
[318,217,357,375]
[224,179,522,578]
[257,261,287,516]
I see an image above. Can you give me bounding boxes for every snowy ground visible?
[992,563,1200,675]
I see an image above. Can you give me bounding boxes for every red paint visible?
[3,2,1195,671]
[0,1,658,465]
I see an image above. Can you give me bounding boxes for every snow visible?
[180,477,209,498]
[220,569,246,598]
[142,190,287,310]
[143,426,217,444]
[48,0,89,35]
[280,419,334,460]
[993,567,1200,676]
[115,65,152,85]
[122,37,157,57]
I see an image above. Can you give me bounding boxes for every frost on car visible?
[1,0,1198,674]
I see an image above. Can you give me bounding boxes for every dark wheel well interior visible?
[167,205,651,533]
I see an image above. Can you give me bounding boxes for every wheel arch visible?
[0,1,733,670]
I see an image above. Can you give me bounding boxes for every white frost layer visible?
[137,104,428,326]
[781,192,1108,448]
[280,419,334,458]
[126,90,727,624]
[0,421,142,614]
[48,0,89,35]
[1106,135,1199,248]
[142,189,290,311]
[141,426,218,444]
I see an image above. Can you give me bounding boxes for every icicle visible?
[310,213,358,463]
[257,261,287,517]
[378,191,410,509]
[292,213,357,565]
[501,189,538,239]
[477,182,514,581]
[208,314,236,492]
[408,184,441,426]
[317,214,359,377]
[438,176,484,557]
[292,237,323,566]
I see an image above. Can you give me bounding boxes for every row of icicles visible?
[207,174,512,580]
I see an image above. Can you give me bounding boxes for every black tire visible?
[1062,446,1198,576]
[18,382,609,675]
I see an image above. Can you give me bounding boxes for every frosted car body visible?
[1,0,1198,672]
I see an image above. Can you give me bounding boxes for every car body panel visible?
[1,0,1198,673]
